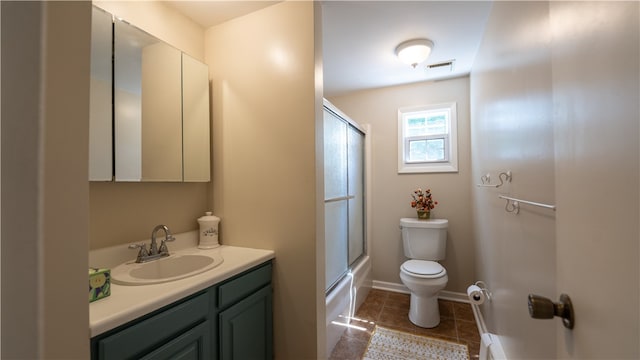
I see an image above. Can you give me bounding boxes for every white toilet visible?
[399,218,449,328]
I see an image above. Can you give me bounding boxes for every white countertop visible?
[89,235,274,337]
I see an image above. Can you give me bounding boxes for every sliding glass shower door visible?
[324,103,365,292]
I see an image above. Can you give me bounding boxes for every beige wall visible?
[471,2,556,358]
[205,2,319,358]
[2,2,91,358]
[90,183,210,248]
[89,1,210,249]
[550,2,639,358]
[471,1,639,358]
[329,76,474,293]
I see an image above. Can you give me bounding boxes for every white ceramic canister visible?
[197,211,220,249]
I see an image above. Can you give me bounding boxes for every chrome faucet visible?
[129,224,176,263]
[152,224,175,255]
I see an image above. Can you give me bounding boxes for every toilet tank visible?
[400,218,448,260]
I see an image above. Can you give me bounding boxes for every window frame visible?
[397,102,458,173]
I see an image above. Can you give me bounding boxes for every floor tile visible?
[461,339,481,359]
[439,299,455,318]
[457,318,481,343]
[328,336,368,360]
[355,301,383,322]
[384,292,410,310]
[453,301,475,322]
[341,319,376,343]
[411,316,458,339]
[377,303,419,329]
[363,289,388,308]
[330,289,480,359]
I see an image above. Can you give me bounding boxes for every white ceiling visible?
[163,1,279,28]
[162,1,493,97]
[322,1,492,96]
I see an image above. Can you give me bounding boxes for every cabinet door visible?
[219,285,273,360]
[93,293,209,360]
[140,321,211,360]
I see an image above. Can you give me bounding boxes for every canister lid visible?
[198,211,220,222]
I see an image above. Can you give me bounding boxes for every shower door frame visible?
[323,99,368,294]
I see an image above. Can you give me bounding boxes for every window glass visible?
[408,139,427,161]
[425,111,448,134]
[398,102,458,173]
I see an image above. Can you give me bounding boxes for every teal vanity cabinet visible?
[91,261,273,360]
[217,263,273,360]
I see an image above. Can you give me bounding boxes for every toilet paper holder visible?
[468,281,492,303]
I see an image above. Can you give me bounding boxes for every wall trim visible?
[372,280,469,303]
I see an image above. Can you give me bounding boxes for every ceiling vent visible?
[424,60,455,76]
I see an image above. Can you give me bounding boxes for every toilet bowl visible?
[400,259,448,327]
[399,218,449,328]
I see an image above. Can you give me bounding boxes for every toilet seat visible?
[401,260,446,279]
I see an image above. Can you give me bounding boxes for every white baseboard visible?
[372,280,409,294]
[372,280,469,303]
[439,290,469,303]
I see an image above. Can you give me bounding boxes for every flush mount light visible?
[395,39,434,68]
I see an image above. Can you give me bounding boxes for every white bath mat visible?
[362,326,469,360]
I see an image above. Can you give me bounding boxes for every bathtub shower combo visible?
[322,100,371,354]
[322,100,507,359]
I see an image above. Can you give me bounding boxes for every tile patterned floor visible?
[329,289,481,359]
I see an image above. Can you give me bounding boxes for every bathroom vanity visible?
[90,245,275,360]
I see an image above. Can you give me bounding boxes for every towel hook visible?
[477,171,512,188]
[504,199,520,214]
[498,171,512,186]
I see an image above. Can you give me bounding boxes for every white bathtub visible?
[472,302,508,360]
[325,255,372,355]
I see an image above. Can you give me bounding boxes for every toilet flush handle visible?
[527,293,574,329]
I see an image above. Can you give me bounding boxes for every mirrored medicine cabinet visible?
[89,6,210,182]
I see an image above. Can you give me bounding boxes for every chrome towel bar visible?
[498,195,556,214]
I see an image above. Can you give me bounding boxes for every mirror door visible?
[89,6,211,183]
[114,19,182,182]
[182,53,211,182]
[89,7,113,181]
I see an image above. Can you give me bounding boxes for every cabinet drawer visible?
[94,292,209,360]
[218,262,272,309]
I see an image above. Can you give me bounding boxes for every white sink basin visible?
[111,251,224,286]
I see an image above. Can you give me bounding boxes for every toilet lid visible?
[402,260,445,277]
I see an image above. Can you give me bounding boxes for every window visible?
[398,102,458,173]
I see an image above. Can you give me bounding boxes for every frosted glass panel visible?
[348,197,364,264]
[323,102,366,292]
[348,126,365,264]
[324,110,347,199]
[325,201,348,290]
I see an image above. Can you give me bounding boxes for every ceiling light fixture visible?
[395,39,434,68]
